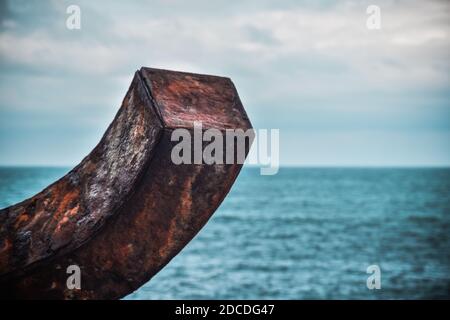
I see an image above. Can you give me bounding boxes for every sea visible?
[1,166,449,299]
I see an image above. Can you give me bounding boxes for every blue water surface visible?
[1,167,449,299]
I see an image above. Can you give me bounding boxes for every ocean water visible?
[1,167,449,299]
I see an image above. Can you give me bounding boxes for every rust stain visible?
[0,67,252,300]
[14,214,29,228]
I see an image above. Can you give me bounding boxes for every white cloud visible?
[0,0,449,165]
[1,0,448,86]
[0,32,128,75]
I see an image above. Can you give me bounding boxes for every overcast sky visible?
[0,0,449,166]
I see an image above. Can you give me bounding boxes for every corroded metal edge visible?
[0,68,252,299]
[0,72,163,278]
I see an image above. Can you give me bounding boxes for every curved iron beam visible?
[0,67,252,299]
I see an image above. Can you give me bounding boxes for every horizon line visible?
[0,164,449,169]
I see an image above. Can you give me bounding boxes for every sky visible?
[0,0,449,166]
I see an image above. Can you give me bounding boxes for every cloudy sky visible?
[0,0,449,166]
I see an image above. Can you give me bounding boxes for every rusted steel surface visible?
[0,67,252,299]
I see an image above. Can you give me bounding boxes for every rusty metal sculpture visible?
[0,67,252,299]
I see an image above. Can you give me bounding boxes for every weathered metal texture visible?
[0,67,252,299]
